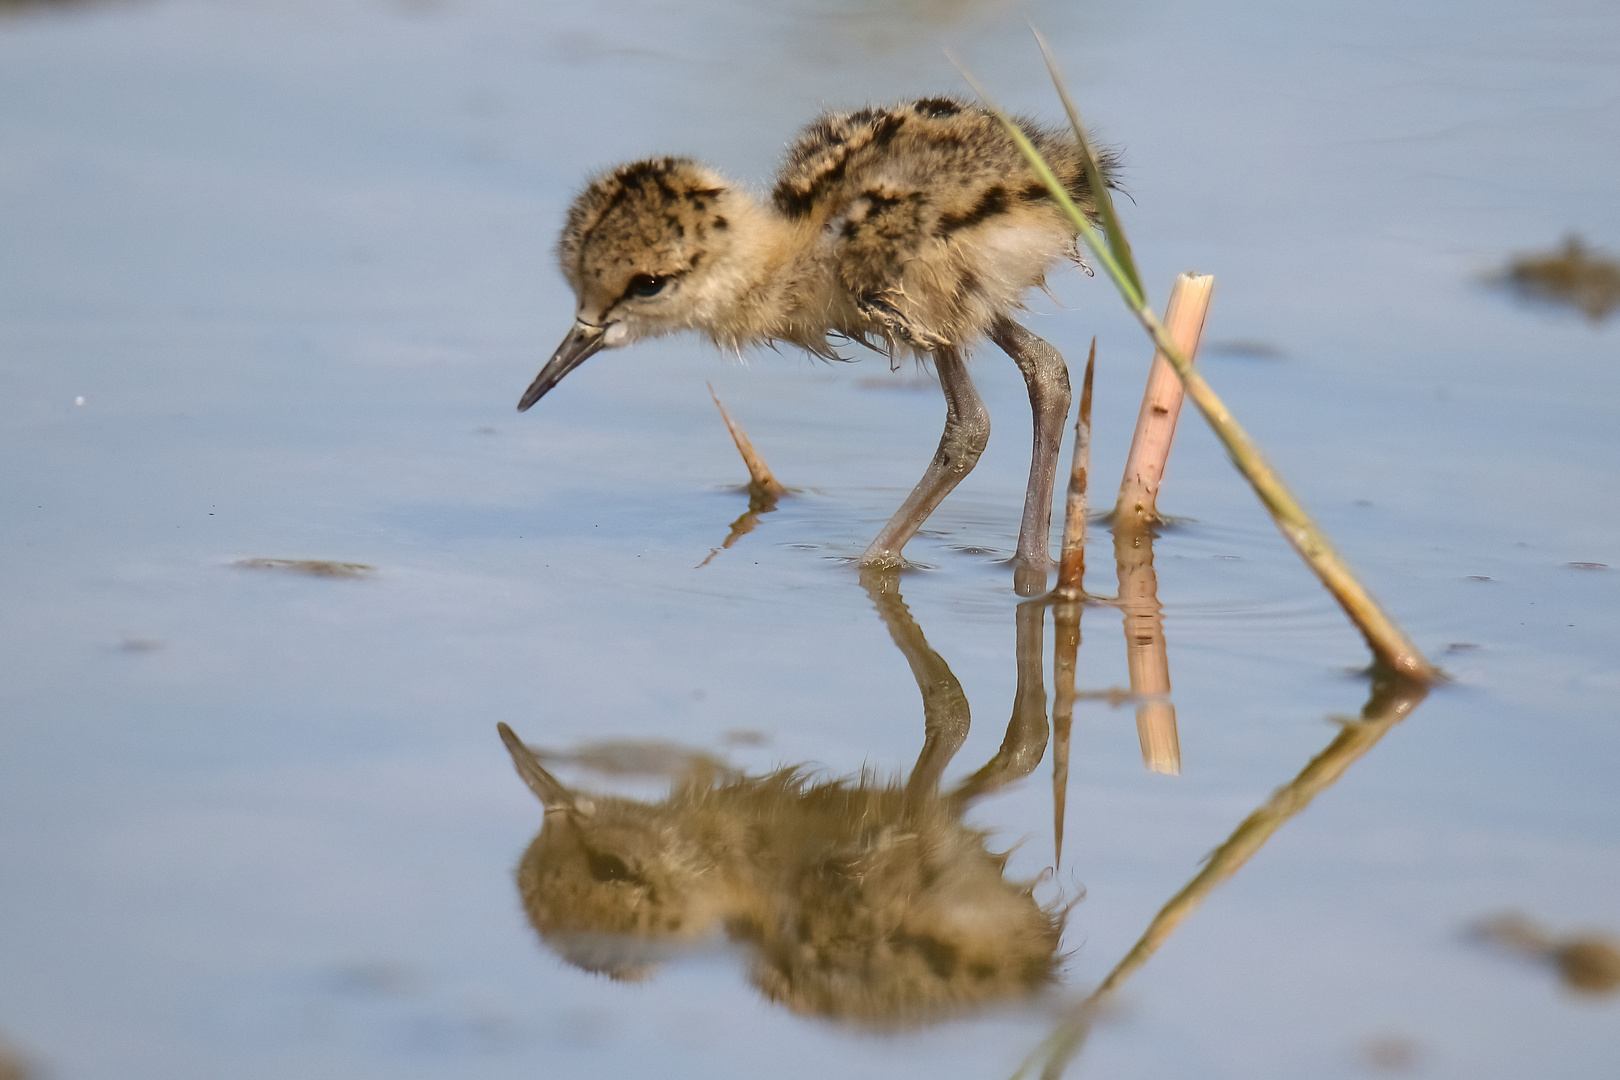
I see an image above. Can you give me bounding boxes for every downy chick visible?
[521,96,1114,592]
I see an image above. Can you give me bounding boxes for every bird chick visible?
[521,96,1113,591]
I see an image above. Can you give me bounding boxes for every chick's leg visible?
[859,346,990,569]
[990,316,1071,595]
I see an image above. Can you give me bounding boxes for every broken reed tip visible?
[707,383,786,500]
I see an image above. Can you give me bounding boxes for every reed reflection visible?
[1112,521,1180,775]
[497,568,1059,1026]
[1046,508,1181,868]
[1021,671,1430,1079]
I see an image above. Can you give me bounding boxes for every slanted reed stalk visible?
[1116,274,1214,525]
[952,40,1437,682]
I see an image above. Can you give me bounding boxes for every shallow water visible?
[2,1,1618,1077]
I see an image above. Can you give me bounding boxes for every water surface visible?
[2,1,1618,1077]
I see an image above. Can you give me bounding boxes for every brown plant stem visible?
[1055,339,1095,599]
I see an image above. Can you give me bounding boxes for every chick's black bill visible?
[518,321,608,411]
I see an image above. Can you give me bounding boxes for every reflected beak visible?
[518,321,608,411]
[497,723,579,813]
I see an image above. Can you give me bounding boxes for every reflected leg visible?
[861,569,972,801]
[859,346,990,569]
[951,596,1050,804]
[990,316,1072,596]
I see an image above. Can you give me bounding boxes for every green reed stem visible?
[950,54,1436,682]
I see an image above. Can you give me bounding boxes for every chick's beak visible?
[518,321,608,411]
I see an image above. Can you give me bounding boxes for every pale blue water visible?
[2,1,1618,1077]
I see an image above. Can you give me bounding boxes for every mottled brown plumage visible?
[522,96,1115,590]
[497,727,1062,1026]
[496,566,1065,1022]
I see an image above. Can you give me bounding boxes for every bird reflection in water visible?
[497,569,1060,1025]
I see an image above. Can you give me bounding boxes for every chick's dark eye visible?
[627,274,667,298]
[586,850,637,884]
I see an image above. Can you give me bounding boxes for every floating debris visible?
[1498,235,1620,322]
[1203,338,1284,359]
[325,960,422,998]
[117,637,163,653]
[0,1038,28,1080]
[1359,1032,1421,1072]
[1471,911,1620,997]
[0,0,103,12]
[1567,561,1609,571]
[234,558,374,579]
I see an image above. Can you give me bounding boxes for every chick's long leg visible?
[990,316,1071,595]
[859,345,990,569]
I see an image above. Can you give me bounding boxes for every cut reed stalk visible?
[1116,275,1213,525]
[1054,339,1096,599]
[954,45,1437,682]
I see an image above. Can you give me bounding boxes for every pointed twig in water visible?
[954,46,1437,682]
[1055,339,1095,600]
[708,383,786,501]
[1116,275,1213,526]
[697,385,787,567]
[1021,674,1430,1080]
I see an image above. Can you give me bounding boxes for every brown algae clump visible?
[1499,235,1620,321]
[1472,911,1620,997]
[234,558,374,579]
